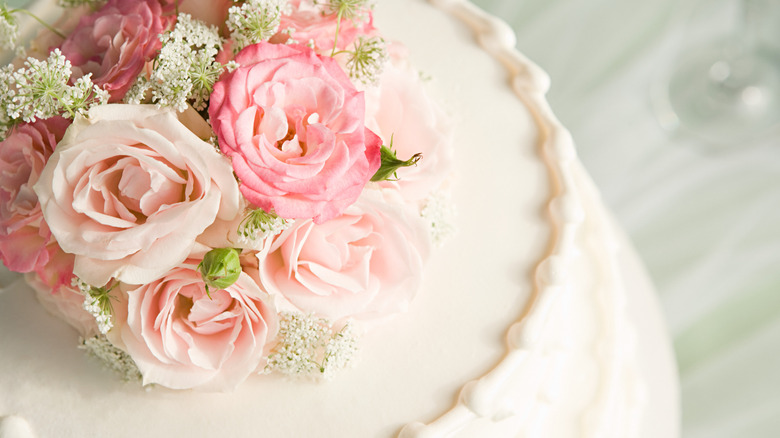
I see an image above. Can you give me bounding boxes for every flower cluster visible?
[266,312,358,379]
[1,0,454,391]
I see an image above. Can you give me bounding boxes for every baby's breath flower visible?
[319,0,373,21]
[421,191,457,247]
[123,75,152,105]
[2,49,106,131]
[150,13,224,111]
[0,64,15,137]
[73,277,116,335]
[80,335,142,382]
[10,49,71,121]
[237,208,288,244]
[266,312,358,379]
[0,3,19,52]
[346,36,387,85]
[227,0,289,53]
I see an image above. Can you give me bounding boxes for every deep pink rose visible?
[209,42,381,223]
[364,58,454,202]
[59,0,173,102]
[272,0,377,53]
[108,255,278,390]
[0,117,70,276]
[257,190,431,322]
[33,105,240,287]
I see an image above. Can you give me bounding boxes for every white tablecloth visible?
[471,0,780,436]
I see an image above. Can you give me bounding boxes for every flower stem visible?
[12,8,65,39]
[330,8,344,57]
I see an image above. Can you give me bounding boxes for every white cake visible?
[0,0,679,437]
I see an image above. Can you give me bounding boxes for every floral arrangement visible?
[0,0,454,391]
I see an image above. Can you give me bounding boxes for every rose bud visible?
[198,247,242,295]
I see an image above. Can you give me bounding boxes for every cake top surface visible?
[0,1,678,437]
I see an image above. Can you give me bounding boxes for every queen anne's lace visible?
[266,313,358,379]
[0,4,19,52]
[346,36,388,85]
[1,49,107,139]
[145,13,224,111]
[237,208,289,245]
[227,0,288,53]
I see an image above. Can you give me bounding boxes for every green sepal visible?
[370,141,422,182]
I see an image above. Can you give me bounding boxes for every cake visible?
[0,0,679,437]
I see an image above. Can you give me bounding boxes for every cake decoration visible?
[0,0,453,390]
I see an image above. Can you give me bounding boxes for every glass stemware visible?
[652,0,780,147]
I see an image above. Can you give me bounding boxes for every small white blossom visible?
[421,191,457,246]
[0,4,19,52]
[266,312,359,379]
[237,208,289,244]
[1,49,105,133]
[321,322,358,380]
[73,277,115,335]
[150,13,224,111]
[10,49,71,121]
[346,36,387,86]
[80,335,142,382]
[318,0,373,22]
[227,0,289,53]
[123,76,151,105]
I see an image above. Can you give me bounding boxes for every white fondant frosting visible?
[0,0,678,437]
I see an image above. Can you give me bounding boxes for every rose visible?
[33,104,240,287]
[59,0,173,102]
[257,190,431,322]
[209,42,381,223]
[272,0,377,53]
[0,117,70,278]
[364,57,454,202]
[107,255,278,390]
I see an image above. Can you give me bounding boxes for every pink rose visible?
[108,255,278,390]
[364,59,454,202]
[209,42,381,223]
[59,0,173,102]
[33,105,240,287]
[273,0,377,53]
[257,190,431,322]
[0,117,70,276]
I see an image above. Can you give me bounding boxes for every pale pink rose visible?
[363,58,454,202]
[257,190,431,322]
[108,256,278,390]
[209,42,381,224]
[33,105,240,287]
[59,0,173,102]
[272,0,376,54]
[26,272,98,339]
[0,117,70,275]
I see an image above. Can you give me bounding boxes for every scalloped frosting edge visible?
[398,1,645,437]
